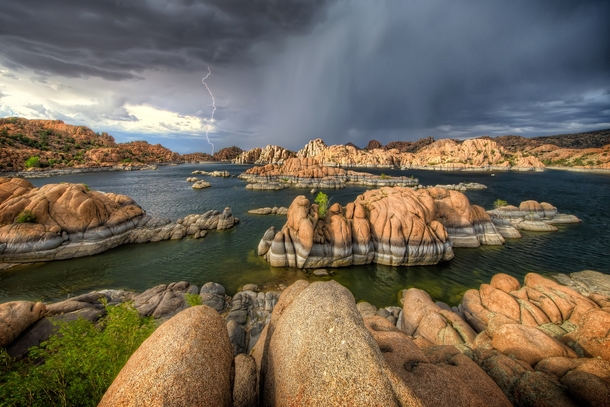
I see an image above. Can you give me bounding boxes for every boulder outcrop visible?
[292,137,546,171]
[233,144,296,165]
[488,200,581,234]
[258,187,509,268]
[253,280,425,406]
[0,178,238,263]
[98,305,234,407]
[239,157,418,189]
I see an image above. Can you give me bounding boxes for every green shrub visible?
[24,156,40,169]
[0,301,155,407]
[184,293,202,307]
[315,191,329,218]
[493,199,508,209]
[15,210,37,223]
[380,173,388,179]
[82,184,90,192]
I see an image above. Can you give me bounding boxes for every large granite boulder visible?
[98,305,234,407]
[253,280,423,406]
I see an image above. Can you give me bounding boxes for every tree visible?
[315,192,329,218]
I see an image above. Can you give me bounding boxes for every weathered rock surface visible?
[133,281,199,319]
[233,144,296,165]
[233,354,258,407]
[0,178,238,264]
[247,206,288,215]
[258,187,510,268]
[0,300,46,347]
[239,157,418,189]
[99,305,234,407]
[253,280,424,406]
[401,288,477,346]
[366,316,512,407]
[488,200,580,234]
[192,169,230,177]
[192,179,211,189]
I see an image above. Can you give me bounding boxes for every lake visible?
[1,164,608,307]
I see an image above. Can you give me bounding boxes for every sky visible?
[0,0,609,154]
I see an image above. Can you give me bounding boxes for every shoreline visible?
[546,166,610,174]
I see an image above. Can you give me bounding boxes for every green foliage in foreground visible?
[315,191,329,218]
[15,210,36,224]
[0,302,155,407]
[493,199,508,209]
[184,293,203,307]
[24,156,40,169]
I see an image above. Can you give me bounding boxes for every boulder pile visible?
[239,157,418,189]
[0,178,238,264]
[257,187,507,268]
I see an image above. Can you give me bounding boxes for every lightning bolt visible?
[201,66,216,155]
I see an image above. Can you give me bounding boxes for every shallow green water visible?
[1,164,608,307]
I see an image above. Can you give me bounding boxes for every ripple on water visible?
[1,164,608,307]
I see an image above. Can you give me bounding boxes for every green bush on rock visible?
[15,210,37,224]
[493,199,508,209]
[315,191,329,218]
[0,302,155,407]
[185,293,202,307]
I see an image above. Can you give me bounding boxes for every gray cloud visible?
[0,0,608,151]
[0,0,334,79]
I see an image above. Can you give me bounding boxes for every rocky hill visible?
[0,118,243,171]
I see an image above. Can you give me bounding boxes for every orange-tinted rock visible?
[365,316,510,407]
[254,280,422,406]
[491,324,578,366]
[561,307,610,360]
[491,273,521,293]
[401,288,476,345]
[99,305,234,407]
[259,188,455,268]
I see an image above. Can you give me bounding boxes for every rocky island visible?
[239,157,419,190]
[0,177,237,266]
[257,187,581,268]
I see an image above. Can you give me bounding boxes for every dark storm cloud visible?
[256,0,610,148]
[0,0,334,79]
[1,0,609,150]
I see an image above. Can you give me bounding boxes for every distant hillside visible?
[0,118,240,171]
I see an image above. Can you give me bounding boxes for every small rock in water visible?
[311,188,317,194]
[242,284,260,292]
[313,269,329,276]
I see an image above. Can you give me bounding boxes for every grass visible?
[184,293,202,307]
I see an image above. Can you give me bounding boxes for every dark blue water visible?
[0,165,608,307]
